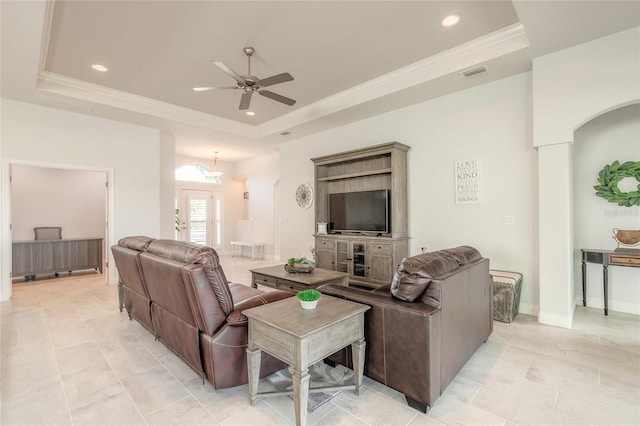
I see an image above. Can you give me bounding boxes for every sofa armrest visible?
[320,284,440,316]
[227,291,292,326]
[321,283,442,407]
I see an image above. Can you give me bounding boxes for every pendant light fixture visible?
[209,151,223,177]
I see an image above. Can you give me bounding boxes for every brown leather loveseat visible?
[111,237,292,389]
[320,246,492,412]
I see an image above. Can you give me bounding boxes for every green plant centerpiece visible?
[297,289,321,310]
[594,160,640,207]
[285,256,315,273]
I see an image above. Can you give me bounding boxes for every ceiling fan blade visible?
[239,91,252,110]
[212,61,245,85]
[192,86,236,92]
[259,90,296,106]
[259,72,294,88]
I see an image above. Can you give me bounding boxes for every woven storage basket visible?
[490,270,523,323]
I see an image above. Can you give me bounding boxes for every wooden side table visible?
[581,249,640,315]
[244,295,370,426]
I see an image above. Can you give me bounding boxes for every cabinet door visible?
[369,255,393,283]
[336,241,349,273]
[367,242,394,284]
[352,242,366,278]
[316,249,335,270]
[315,237,336,270]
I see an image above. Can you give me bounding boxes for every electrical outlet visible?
[503,215,515,225]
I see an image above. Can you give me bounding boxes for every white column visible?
[537,142,574,328]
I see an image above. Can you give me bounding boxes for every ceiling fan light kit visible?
[194,46,296,111]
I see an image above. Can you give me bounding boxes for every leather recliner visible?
[112,237,293,389]
[111,236,154,332]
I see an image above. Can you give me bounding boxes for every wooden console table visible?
[244,295,369,426]
[581,249,640,315]
[12,238,103,279]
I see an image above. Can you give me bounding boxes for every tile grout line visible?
[132,320,224,425]
[38,281,76,426]
[66,276,151,426]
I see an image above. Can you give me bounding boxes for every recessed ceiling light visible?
[245,111,255,116]
[441,14,460,27]
[91,64,108,72]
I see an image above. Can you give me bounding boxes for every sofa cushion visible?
[118,236,154,251]
[390,253,460,302]
[440,246,482,265]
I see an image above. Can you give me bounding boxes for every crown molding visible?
[39,0,55,75]
[256,23,529,137]
[36,22,528,140]
[37,71,259,138]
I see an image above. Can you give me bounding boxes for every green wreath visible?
[593,160,640,207]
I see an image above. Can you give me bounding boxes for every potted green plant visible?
[175,209,183,233]
[297,289,321,310]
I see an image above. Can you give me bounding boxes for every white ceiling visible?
[2,1,639,162]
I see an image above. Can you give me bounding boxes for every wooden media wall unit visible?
[312,142,409,288]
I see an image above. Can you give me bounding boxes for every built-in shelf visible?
[317,168,392,182]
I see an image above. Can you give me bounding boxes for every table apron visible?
[249,316,363,367]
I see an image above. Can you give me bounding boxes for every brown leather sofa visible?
[111,237,293,389]
[320,246,492,413]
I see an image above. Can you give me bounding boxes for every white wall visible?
[159,131,177,239]
[10,165,106,241]
[1,99,174,300]
[279,72,539,314]
[573,104,640,314]
[533,27,640,147]
[235,152,280,259]
[534,27,640,326]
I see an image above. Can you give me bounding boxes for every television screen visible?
[329,190,389,234]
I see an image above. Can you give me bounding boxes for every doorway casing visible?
[0,159,116,301]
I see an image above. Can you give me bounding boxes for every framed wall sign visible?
[455,160,480,204]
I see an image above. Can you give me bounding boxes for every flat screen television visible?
[328,190,389,234]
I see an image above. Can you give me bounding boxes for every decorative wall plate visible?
[295,183,313,209]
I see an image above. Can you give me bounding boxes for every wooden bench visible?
[230,241,265,260]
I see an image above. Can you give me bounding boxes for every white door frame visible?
[176,188,223,249]
[0,159,115,301]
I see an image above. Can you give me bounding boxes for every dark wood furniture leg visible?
[603,264,609,316]
[581,254,587,307]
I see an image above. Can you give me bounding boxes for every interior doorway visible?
[176,189,223,249]
[9,163,110,284]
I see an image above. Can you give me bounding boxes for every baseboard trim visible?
[518,302,539,317]
[575,294,640,316]
[538,309,574,329]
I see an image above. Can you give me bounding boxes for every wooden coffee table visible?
[250,264,348,292]
[244,295,370,426]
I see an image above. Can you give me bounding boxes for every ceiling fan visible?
[193,46,296,110]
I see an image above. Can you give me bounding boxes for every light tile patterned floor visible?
[1,255,639,425]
